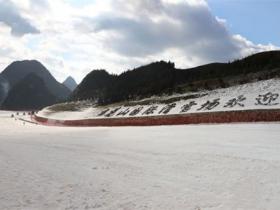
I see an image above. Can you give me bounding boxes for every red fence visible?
[32,109,280,127]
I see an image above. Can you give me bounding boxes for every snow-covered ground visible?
[38,78,280,120]
[1,111,280,210]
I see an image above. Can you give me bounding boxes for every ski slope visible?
[38,78,280,121]
[1,111,280,210]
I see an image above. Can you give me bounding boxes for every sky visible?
[0,0,279,83]
[208,0,280,46]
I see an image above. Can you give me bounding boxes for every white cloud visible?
[0,0,278,83]
[0,0,40,36]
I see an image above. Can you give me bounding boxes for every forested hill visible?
[1,60,71,100]
[71,51,280,104]
[1,73,58,110]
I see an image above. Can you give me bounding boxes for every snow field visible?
[1,111,280,209]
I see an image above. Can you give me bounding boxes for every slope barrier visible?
[32,109,280,127]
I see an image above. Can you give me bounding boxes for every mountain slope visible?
[0,75,9,105]
[39,77,280,121]
[63,76,77,91]
[1,60,71,100]
[1,73,57,110]
[71,70,116,103]
[71,51,280,105]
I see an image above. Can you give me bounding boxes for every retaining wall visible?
[32,109,280,127]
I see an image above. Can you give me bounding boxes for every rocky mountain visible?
[1,60,71,101]
[63,76,77,91]
[1,73,57,110]
[71,51,280,105]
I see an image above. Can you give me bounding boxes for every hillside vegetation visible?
[0,60,71,110]
[1,73,58,110]
[1,60,71,101]
[70,51,280,104]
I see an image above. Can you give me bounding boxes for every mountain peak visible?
[63,76,77,91]
[1,59,71,106]
[2,60,51,87]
